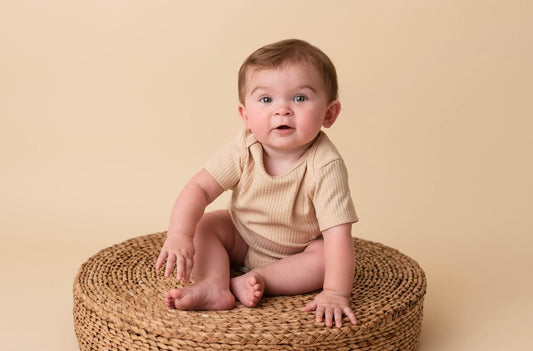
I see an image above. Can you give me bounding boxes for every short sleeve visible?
[313,159,358,231]
[203,132,245,190]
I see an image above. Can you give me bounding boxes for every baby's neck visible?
[261,145,309,177]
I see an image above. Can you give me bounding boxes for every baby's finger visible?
[343,307,357,325]
[164,254,176,278]
[156,250,168,270]
[334,308,343,328]
[183,257,194,283]
[175,254,185,281]
[315,305,325,323]
[302,300,317,312]
[324,307,334,328]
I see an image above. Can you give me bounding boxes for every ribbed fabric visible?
[204,129,357,269]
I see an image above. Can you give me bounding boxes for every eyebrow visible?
[249,85,317,96]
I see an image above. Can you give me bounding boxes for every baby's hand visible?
[155,235,195,283]
[302,289,357,328]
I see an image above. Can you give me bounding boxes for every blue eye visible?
[260,96,272,103]
[294,95,308,102]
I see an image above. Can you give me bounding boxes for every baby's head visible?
[238,39,338,105]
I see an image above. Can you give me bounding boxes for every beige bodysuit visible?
[204,129,357,269]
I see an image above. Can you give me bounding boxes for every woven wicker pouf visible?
[73,232,426,350]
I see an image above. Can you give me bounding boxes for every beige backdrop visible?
[1,1,532,350]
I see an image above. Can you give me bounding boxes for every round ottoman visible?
[73,232,426,350]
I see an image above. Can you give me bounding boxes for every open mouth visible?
[276,125,292,130]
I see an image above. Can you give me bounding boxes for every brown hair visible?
[238,39,338,104]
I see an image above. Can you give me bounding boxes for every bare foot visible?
[164,280,235,310]
[230,272,265,307]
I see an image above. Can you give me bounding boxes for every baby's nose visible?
[274,103,293,116]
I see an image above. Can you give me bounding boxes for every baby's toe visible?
[169,288,182,298]
[164,297,175,308]
[247,276,257,286]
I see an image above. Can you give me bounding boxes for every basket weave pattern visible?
[73,232,426,350]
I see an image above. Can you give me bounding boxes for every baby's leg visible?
[165,210,247,310]
[230,239,324,306]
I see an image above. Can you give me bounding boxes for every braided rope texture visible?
[73,232,426,350]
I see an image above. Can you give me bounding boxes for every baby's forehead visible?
[245,62,323,89]
[247,60,320,76]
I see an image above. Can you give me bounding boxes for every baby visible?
[156,39,358,328]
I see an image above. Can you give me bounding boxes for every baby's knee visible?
[194,215,211,236]
[194,211,223,239]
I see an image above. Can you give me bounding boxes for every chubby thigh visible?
[194,210,249,268]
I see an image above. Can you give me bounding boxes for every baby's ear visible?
[238,104,249,125]
[322,100,341,128]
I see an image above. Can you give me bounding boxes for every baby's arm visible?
[302,223,357,327]
[155,169,223,282]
